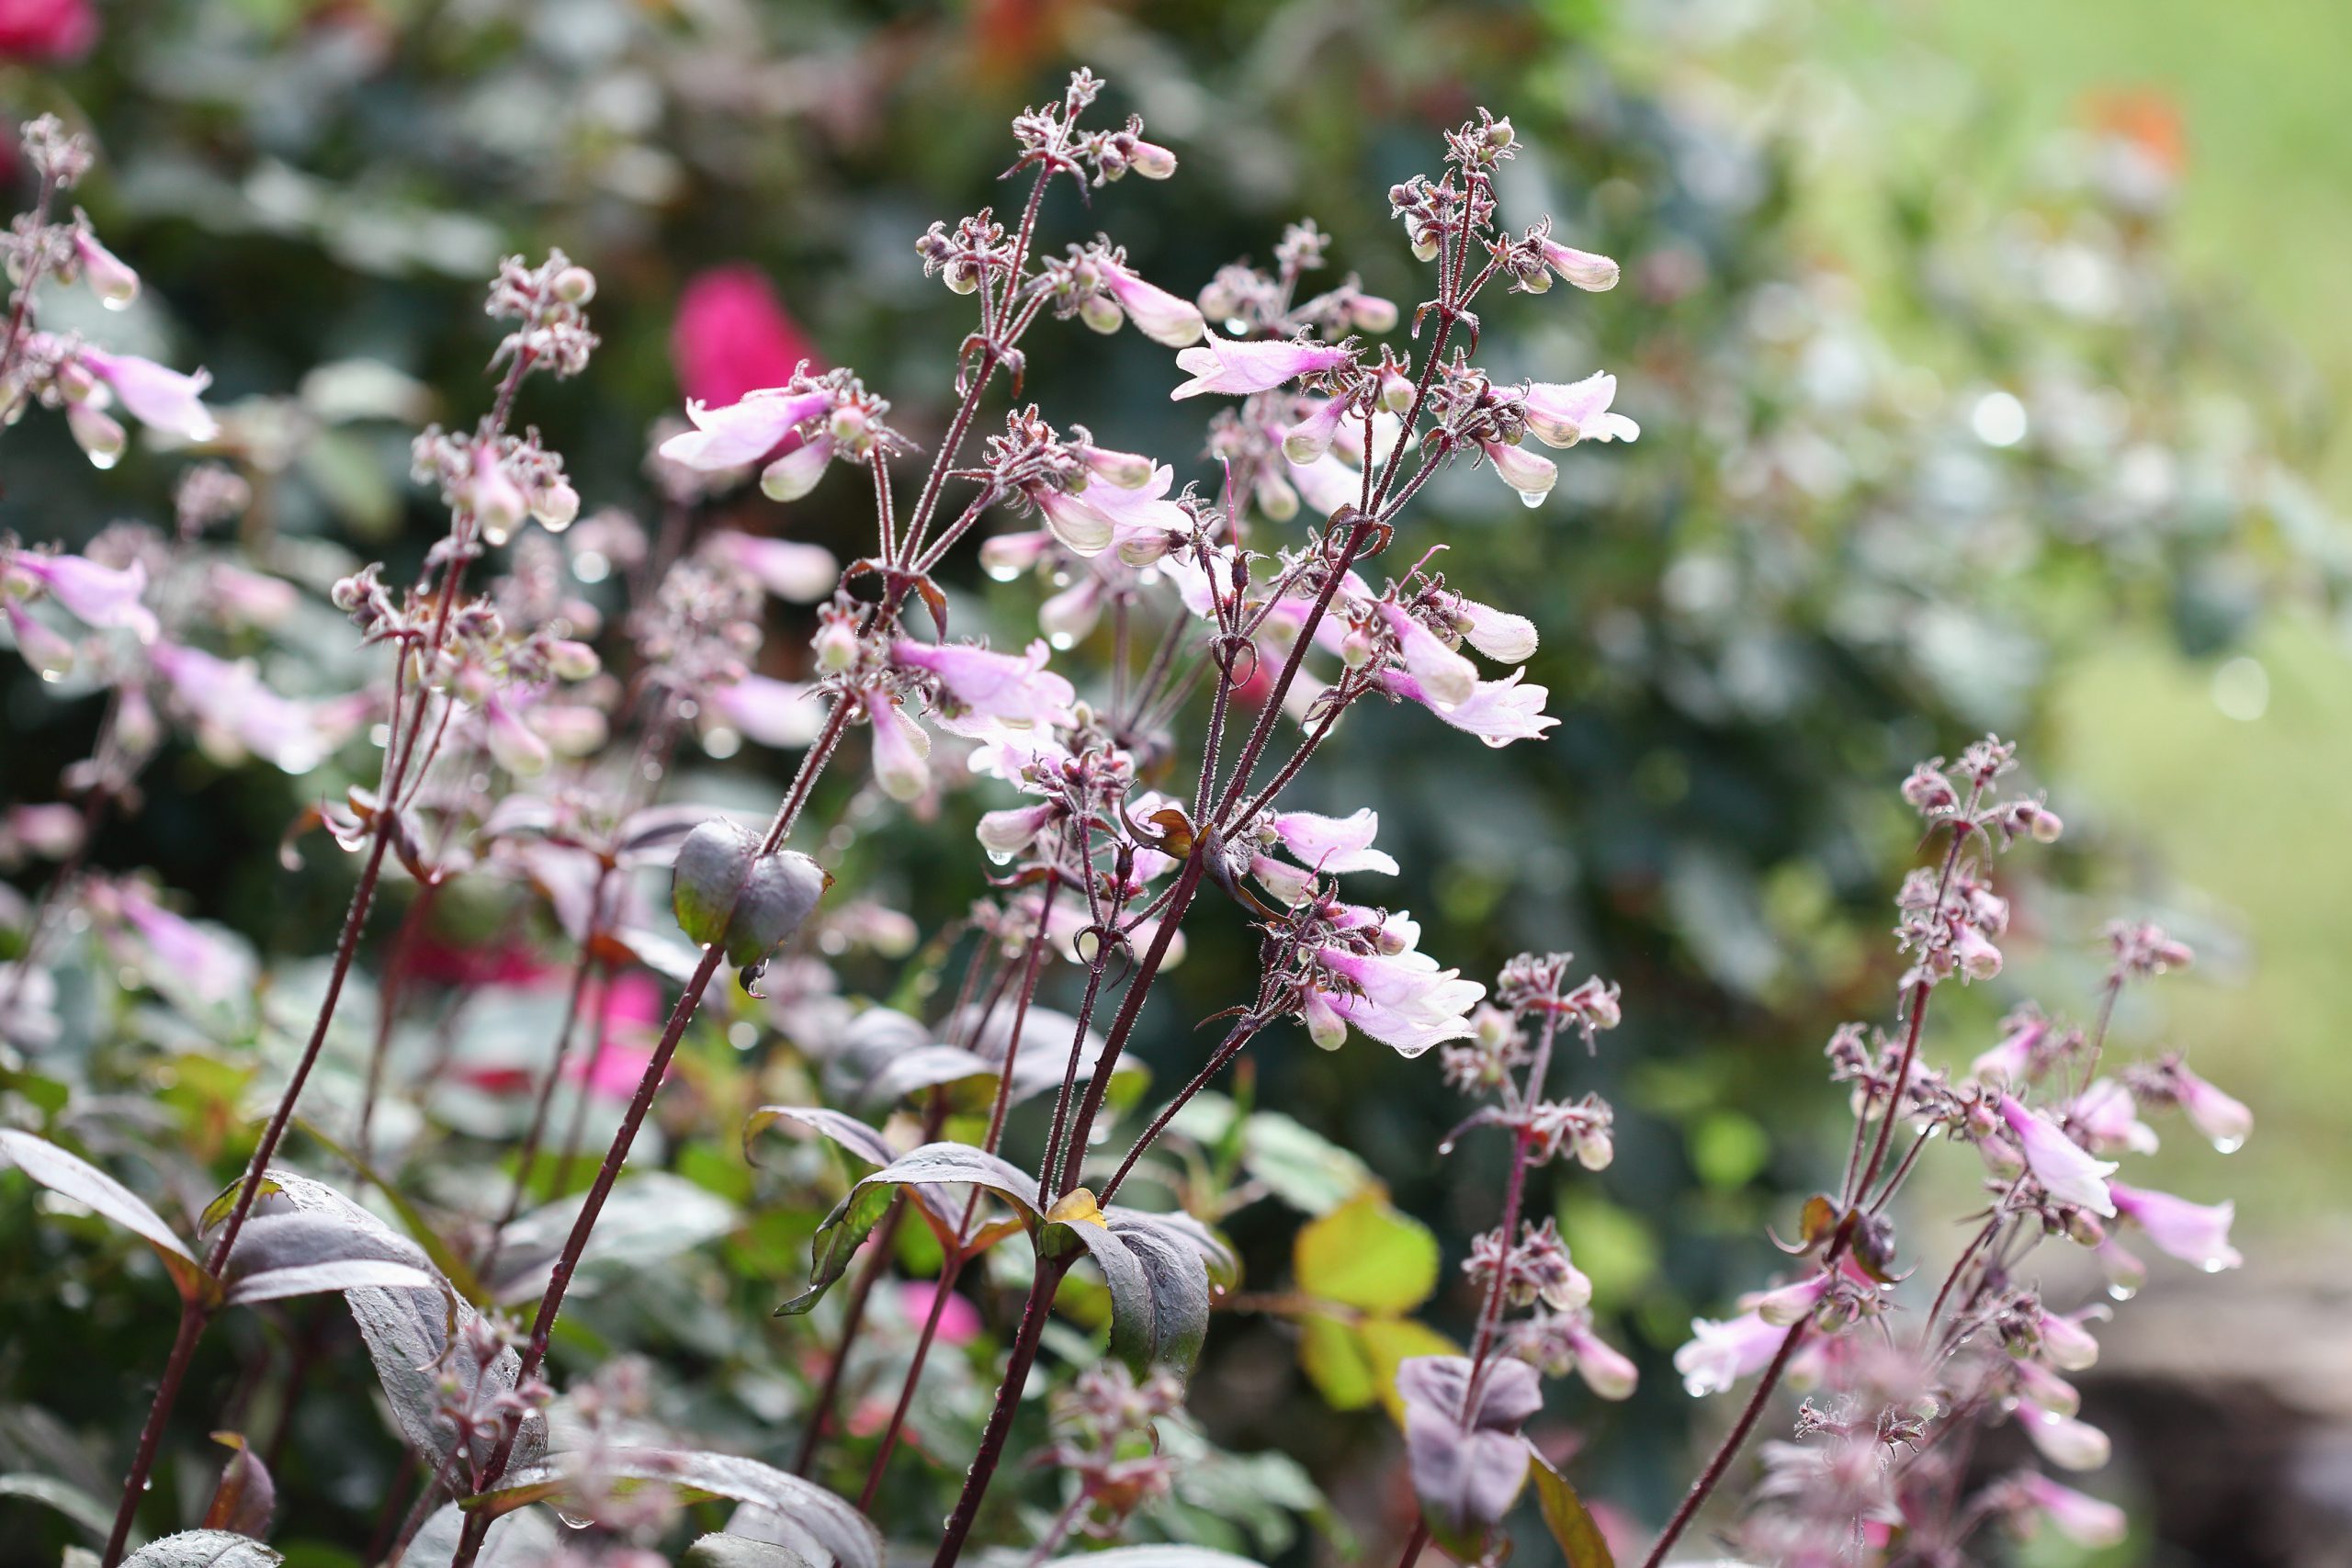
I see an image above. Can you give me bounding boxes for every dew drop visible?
[85,446,120,472]
[985,846,1013,866]
[983,558,1021,583]
[1518,490,1544,509]
[1047,631,1076,651]
[2106,1280,2138,1303]
[2199,1258,2227,1274]
[2211,1134,2245,1155]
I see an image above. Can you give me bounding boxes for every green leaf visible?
[0,1471,116,1542]
[1529,1448,1615,1568]
[1238,1111,1374,1214]
[1295,1192,1438,1314]
[0,1129,213,1305]
[1297,1314,1377,1411]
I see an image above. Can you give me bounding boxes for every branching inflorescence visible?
[0,75,2247,1568]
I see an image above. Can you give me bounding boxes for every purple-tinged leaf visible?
[775,1142,1041,1316]
[200,1432,276,1539]
[0,1129,211,1304]
[222,1258,440,1305]
[461,1450,879,1568]
[119,1531,282,1567]
[1528,1447,1614,1568]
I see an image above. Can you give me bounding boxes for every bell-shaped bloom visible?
[978,528,1057,583]
[2173,1065,2253,1153]
[891,637,1075,733]
[709,674,827,750]
[1381,667,1559,747]
[1034,488,1114,558]
[150,643,347,773]
[671,265,820,408]
[6,603,77,677]
[7,552,157,641]
[80,350,218,442]
[1480,439,1557,506]
[2011,1358,2081,1416]
[2069,1079,2159,1156]
[1674,1311,1787,1396]
[2107,1181,2241,1272]
[1282,397,1351,465]
[1999,1095,2117,1216]
[706,529,838,603]
[2016,1472,2129,1548]
[74,230,140,309]
[1953,921,2004,980]
[977,801,1061,864]
[2037,1307,2105,1371]
[760,434,836,502]
[1268,809,1398,876]
[469,446,528,545]
[1455,598,1536,663]
[483,694,550,777]
[657,388,831,471]
[1521,371,1640,447]
[1540,239,1620,292]
[1309,948,1484,1057]
[1038,462,1192,561]
[2018,1405,2111,1472]
[1378,603,1478,708]
[1100,261,1206,348]
[1171,334,1355,400]
[1564,1322,1638,1400]
[1742,1273,1834,1328]
[1972,1013,2052,1085]
[66,401,125,468]
[1076,441,1157,489]
[867,696,932,802]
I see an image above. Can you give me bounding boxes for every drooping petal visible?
[658,388,831,470]
[2000,1095,2118,1215]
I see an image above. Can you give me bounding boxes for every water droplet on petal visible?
[983,559,1021,583]
[86,446,120,472]
[1518,490,1544,509]
[2211,1134,2245,1155]
[2106,1280,2139,1303]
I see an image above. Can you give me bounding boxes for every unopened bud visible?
[67,402,126,469]
[548,639,600,681]
[553,265,596,305]
[1079,293,1124,335]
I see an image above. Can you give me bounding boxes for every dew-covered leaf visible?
[119,1531,283,1568]
[743,1105,960,1231]
[401,1502,559,1568]
[463,1450,878,1568]
[681,1534,824,1568]
[0,1129,210,1304]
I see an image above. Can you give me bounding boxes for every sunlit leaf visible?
[1295,1192,1438,1314]
[0,1130,212,1305]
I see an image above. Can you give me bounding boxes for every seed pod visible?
[671,818,830,971]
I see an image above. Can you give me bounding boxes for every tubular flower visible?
[2107,1181,2241,1272]
[80,349,219,442]
[1170,334,1355,400]
[6,552,157,641]
[1098,259,1206,348]
[1520,372,1641,446]
[891,638,1076,734]
[656,388,831,471]
[1999,1095,2118,1216]
[1674,1311,1788,1396]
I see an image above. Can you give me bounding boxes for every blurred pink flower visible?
[898,1281,981,1347]
[0,0,96,62]
[671,265,821,408]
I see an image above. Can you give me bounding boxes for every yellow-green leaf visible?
[1297,1313,1377,1411]
[1530,1450,1614,1568]
[1295,1192,1438,1314]
[1357,1317,1459,1424]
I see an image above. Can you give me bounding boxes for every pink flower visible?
[2011,1358,2081,1416]
[671,264,821,408]
[1971,1012,2052,1085]
[1674,1311,1787,1396]
[2037,1307,2105,1371]
[1378,602,1479,708]
[6,552,157,641]
[1310,948,1485,1057]
[1380,667,1559,747]
[2107,1181,2241,1272]
[1099,260,1206,348]
[708,675,827,750]
[657,388,832,473]
[1741,1273,1833,1328]
[5,602,75,676]
[2016,1472,2128,1548]
[1267,809,1397,875]
[2172,1063,2252,1153]
[866,696,933,803]
[1564,1322,1638,1401]
[483,695,550,777]
[977,801,1061,863]
[74,229,139,309]
[116,883,250,1004]
[80,350,218,442]
[705,529,839,603]
[1539,238,1620,292]
[1521,372,1640,447]
[1030,462,1191,561]
[1999,1094,2117,1216]
[1479,439,1556,506]
[2018,1405,2110,1472]
[898,1281,982,1347]
[1281,398,1351,465]
[1287,452,1362,517]
[150,643,349,773]
[891,638,1076,734]
[1170,334,1355,400]
[1455,598,1536,663]
[2069,1078,2158,1156]
[0,0,97,62]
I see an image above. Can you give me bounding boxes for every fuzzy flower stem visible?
[0,170,58,380]
[1635,1321,1810,1568]
[859,881,1060,1508]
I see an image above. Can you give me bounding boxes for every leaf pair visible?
[671,818,827,975]
[752,1117,1234,1377]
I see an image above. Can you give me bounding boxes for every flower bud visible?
[553,265,596,304]
[1126,139,1179,179]
[470,449,527,546]
[1379,368,1417,414]
[1079,293,1125,335]
[67,402,126,469]
[813,615,859,674]
[548,639,601,682]
[1410,227,1442,264]
[1303,989,1349,1052]
[1350,293,1399,333]
[943,261,980,296]
[6,604,74,679]
[760,435,834,502]
[75,230,141,310]
[1574,1128,1613,1171]
[1518,262,1554,294]
[1254,469,1299,522]
[1485,116,1515,148]
[530,479,581,531]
